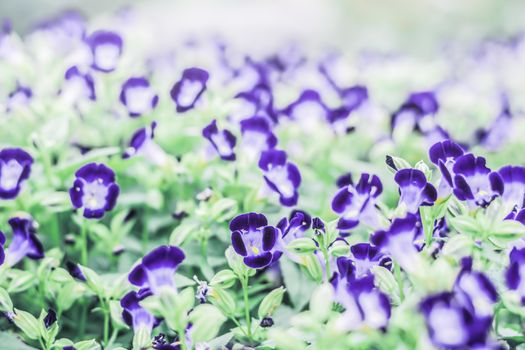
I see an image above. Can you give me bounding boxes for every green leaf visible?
[209,287,236,316]
[189,304,226,343]
[169,220,200,246]
[0,287,13,312]
[309,284,333,321]
[258,286,286,319]
[12,309,40,340]
[0,332,38,350]
[280,258,316,310]
[209,269,237,288]
[286,238,317,254]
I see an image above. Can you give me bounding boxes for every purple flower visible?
[120,77,158,117]
[391,91,441,136]
[276,210,312,244]
[497,166,525,210]
[0,231,5,266]
[5,217,44,267]
[123,122,168,165]
[281,89,328,125]
[258,150,301,206]
[335,172,353,188]
[475,103,512,151]
[349,243,391,278]
[202,120,236,161]
[0,148,33,200]
[394,168,437,213]
[128,246,185,294]
[239,116,277,153]
[452,154,503,208]
[69,163,120,219]
[65,261,86,281]
[121,289,160,331]
[230,212,278,269]
[331,269,391,331]
[6,85,32,111]
[331,173,383,232]
[420,292,494,349]
[505,247,525,304]
[60,66,96,104]
[170,67,209,113]
[454,257,498,318]
[429,140,465,198]
[371,214,422,271]
[339,85,369,112]
[86,30,123,73]
[234,84,277,124]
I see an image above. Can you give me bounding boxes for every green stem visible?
[394,263,405,302]
[80,220,88,266]
[177,325,188,350]
[79,302,87,338]
[322,247,331,282]
[142,208,149,251]
[240,272,252,339]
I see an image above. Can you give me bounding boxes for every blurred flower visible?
[120,77,159,117]
[128,245,185,294]
[0,148,33,200]
[371,214,422,271]
[6,85,32,112]
[202,119,236,161]
[69,163,120,219]
[331,266,391,331]
[0,231,5,266]
[497,166,525,210]
[121,289,160,332]
[86,30,123,73]
[59,66,96,104]
[420,291,495,349]
[65,260,86,281]
[239,116,277,154]
[230,212,278,269]
[332,173,383,233]
[505,247,525,305]
[349,243,391,278]
[123,122,169,166]
[170,67,209,113]
[5,217,44,267]
[258,149,301,206]
[452,154,503,208]
[429,139,465,198]
[394,168,437,213]
[280,89,328,128]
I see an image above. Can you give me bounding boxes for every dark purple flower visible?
[429,140,465,198]
[312,217,325,233]
[281,89,328,125]
[391,91,440,136]
[371,214,422,271]
[326,106,354,134]
[170,67,209,113]
[454,257,498,318]
[86,30,123,73]
[120,77,158,117]
[335,172,353,188]
[230,212,278,269]
[65,261,86,281]
[7,85,32,111]
[239,116,277,153]
[121,289,160,331]
[128,246,185,294]
[394,168,437,213]
[276,210,312,244]
[60,66,96,103]
[0,231,5,266]
[258,150,301,206]
[505,247,525,304]
[452,154,503,208]
[122,122,168,165]
[43,309,57,328]
[0,148,33,200]
[331,270,391,331]
[350,243,391,278]
[234,83,277,124]
[69,163,120,219]
[5,217,44,266]
[331,173,383,232]
[202,120,236,161]
[420,292,493,349]
[497,166,525,210]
